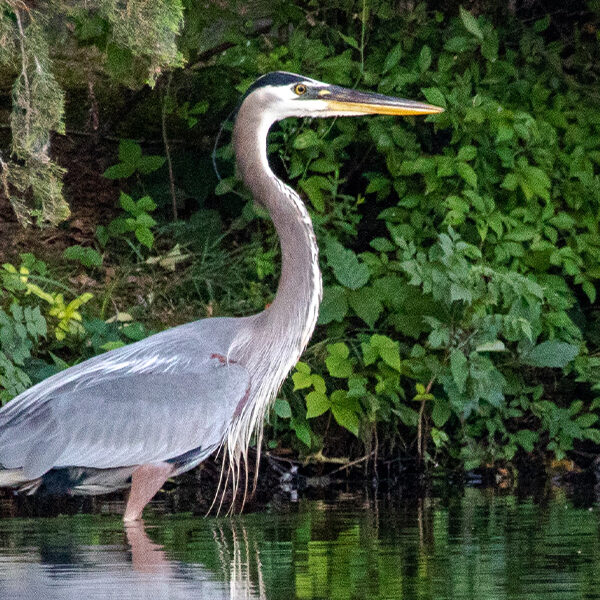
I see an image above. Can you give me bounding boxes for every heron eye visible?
[294,83,307,95]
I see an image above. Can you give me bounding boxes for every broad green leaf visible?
[569,400,584,416]
[339,32,359,49]
[514,429,538,452]
[118,139,142,164]
[522,341,579,368]
[318,285,348,324]
[459,6,483,40]
[549,212,574,230]
[432,397,451,427]
[583,429,600,444]
[103,162,135,179]
[582,281,596,304]
[417,45,432,72]
[293,130,320,149]
[135,227,154,249]
[365,176,391,195]
[534,15,550,32]
[576,414,598,428]
[274,398,292,419]
[306,391,330,418]
[450,349,468,393]
[520,164,551,201]
[325,240,370,290]
[501,173,518,190]
[362,340,378,366]
[421,87,446,108]
[310,158,337,173]
[136,213,157,228]
[214,177,235,196]
[101,340,125,351]
[63,245,103,268]
[327,342,350,358]
[137,155,166,174]
[122,322,145,340]
[136,196,157,212]
[481,29,499,61]
[383,42,403,73]
[370,237,394,252]
[331,405,360,436]
[370,334,402,371]
[24,306,46,338]
[505,225,537,242]
[291,418,312,447]
[119,192,137,214]
[96,225,109,247]
[311,374,327,394]
[107,217,132,236]
[326,343,353,378]
[476,340,506,352]
[431,427,450,448]
[393,404,419,427]
[347,375,368,398]
[348,287,383,328]
[300,176,330,212]
[293,371,313,390]
[444,35,473,53]
[457,162,478,188]
[457,145,477,161]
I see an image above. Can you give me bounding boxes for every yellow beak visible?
[319,85,444,116]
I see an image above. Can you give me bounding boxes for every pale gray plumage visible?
[0,318,249,488]
[0,71,442,519]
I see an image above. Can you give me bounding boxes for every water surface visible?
[0,488,599,599]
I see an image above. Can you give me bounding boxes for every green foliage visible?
[97,191,158,254]
[63,246,103,269]
[0,1,184,225]
[1,1,599,474]
[0,253,152,404]
[103,140,166,179]
[240,4,600,468]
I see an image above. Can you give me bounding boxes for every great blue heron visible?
[0,72,442,521]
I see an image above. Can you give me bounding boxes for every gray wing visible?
[0,319,251,479]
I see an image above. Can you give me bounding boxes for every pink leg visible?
[125,520,171,573]
[123,463,174,522]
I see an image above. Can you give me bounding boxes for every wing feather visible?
[0,319,251,477]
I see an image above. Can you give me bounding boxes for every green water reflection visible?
[0,488,599,599]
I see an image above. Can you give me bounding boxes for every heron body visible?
[0,72,442,520]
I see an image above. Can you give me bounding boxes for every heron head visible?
[241,71,444,120]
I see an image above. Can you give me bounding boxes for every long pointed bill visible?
[319,85,444,116]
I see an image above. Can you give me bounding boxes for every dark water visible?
[1,488,599,599]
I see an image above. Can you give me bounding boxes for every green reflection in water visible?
[0,488,599,599]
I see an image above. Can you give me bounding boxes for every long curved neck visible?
[233,98,322,361]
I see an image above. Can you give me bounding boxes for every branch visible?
[328,451,376,476]
[161,72,177,221]
[14,9,30,145]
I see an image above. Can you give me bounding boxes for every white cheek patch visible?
[284,98,330,118]
[254,86,332,119]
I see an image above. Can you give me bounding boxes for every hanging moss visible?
[0,8,15,65]
[100,0,184,86]
[0,0,185,226]
[0,6,68,226]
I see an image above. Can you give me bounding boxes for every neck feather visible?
[233,97,322,364]
[222,90,323,499]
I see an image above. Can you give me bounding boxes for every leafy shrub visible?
[0,254,151,404]
[1,2,599,473]
[215,5,600,467]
